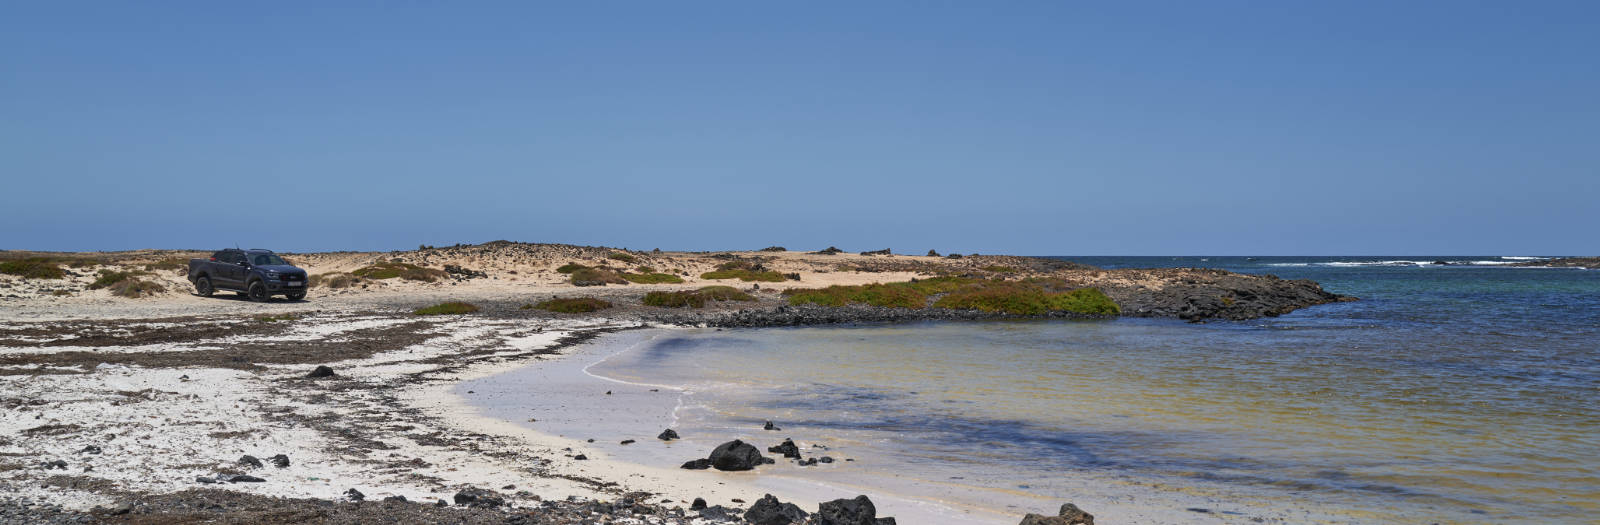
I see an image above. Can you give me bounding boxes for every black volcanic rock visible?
[452,488,503,508]
[745,494,808,525]
[1018,502,1095,525]
[814,495,894,525]
[708,439,766,471]
[768,439,801,459]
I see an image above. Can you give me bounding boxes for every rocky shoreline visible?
[1511,256,1600,268]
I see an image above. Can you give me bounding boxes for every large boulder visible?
[1018,503,1094,525]
[814,495,895,525]
[709,439,766,471]
[744,494,808,525]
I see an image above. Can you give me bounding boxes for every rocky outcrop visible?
[1512,257,1599,268]
[1018,503,1094,525]
[1101,268,1353,321]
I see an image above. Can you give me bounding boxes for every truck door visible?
[220,251,246,287]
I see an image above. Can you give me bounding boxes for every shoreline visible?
[0,244,1365,524]
[447,327,1024,524]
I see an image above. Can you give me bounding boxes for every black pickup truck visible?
[188,249,309,302]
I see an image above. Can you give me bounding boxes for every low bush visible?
[695,285,755,302]
[413,302,479,315]
[352,262,447,282]
[571,267,628,286]
[933,282,1119,315]
[607,253,638,263]
[622,272,685,284]
[1049,288,1121,315]
[108,279,165,299]
[785,277,1118,316]
[782,276,982,309]
[642,286,756,308]
[88,269,149,290]
[714,260,757,271]
[0,258,65,279]
[143,258,185,271]
[555,263,588,274]
[701,269,786,282]
[642,291,703,308]
[310,273,358,289]
[784,283,926,309]
[759,246,787,252]
[533,297,614,313]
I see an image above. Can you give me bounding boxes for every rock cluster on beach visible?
[1017,502,1095,524]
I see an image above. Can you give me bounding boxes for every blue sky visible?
[3,2,1596,255]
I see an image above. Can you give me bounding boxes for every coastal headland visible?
[0,242,1352,524]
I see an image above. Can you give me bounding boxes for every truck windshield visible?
[251,254,288,266]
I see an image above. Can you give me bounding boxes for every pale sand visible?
[424,327,1019,524]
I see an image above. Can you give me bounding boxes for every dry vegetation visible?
[413,302,480,315]
[642,285,757,308]
[529,297,614,313]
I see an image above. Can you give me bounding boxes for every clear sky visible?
[3,2,1596,255]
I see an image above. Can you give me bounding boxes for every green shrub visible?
[701,269,786,282]
[0,258,65,279]
[715,260,756,271]
[570,267,628,286]
[933,282,1119,315]
[783,277,1118,316]
[642,286,756,308]
[533,297,614,313]
[622,272,685,284]
[88,269,149,290]
[607,253,637,263]
[643,291,704,308]
[413,302,479,315]
[695,285,756,302]
[1048,287,1121,315]
[352,262,447,282]
[556,263,588,274]
[784,283,926,309]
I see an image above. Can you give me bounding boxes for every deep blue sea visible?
[565,256,1599,523]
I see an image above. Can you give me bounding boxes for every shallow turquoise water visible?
[588,257,1598,523]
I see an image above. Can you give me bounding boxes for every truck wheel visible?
[194,276,214,297]
[247,281,269,302]
[286,291,306,301]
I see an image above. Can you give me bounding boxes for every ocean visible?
[469,256,1599,523]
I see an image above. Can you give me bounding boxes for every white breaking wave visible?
[1500,256,1549,260]
[1269,260,1533,268]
